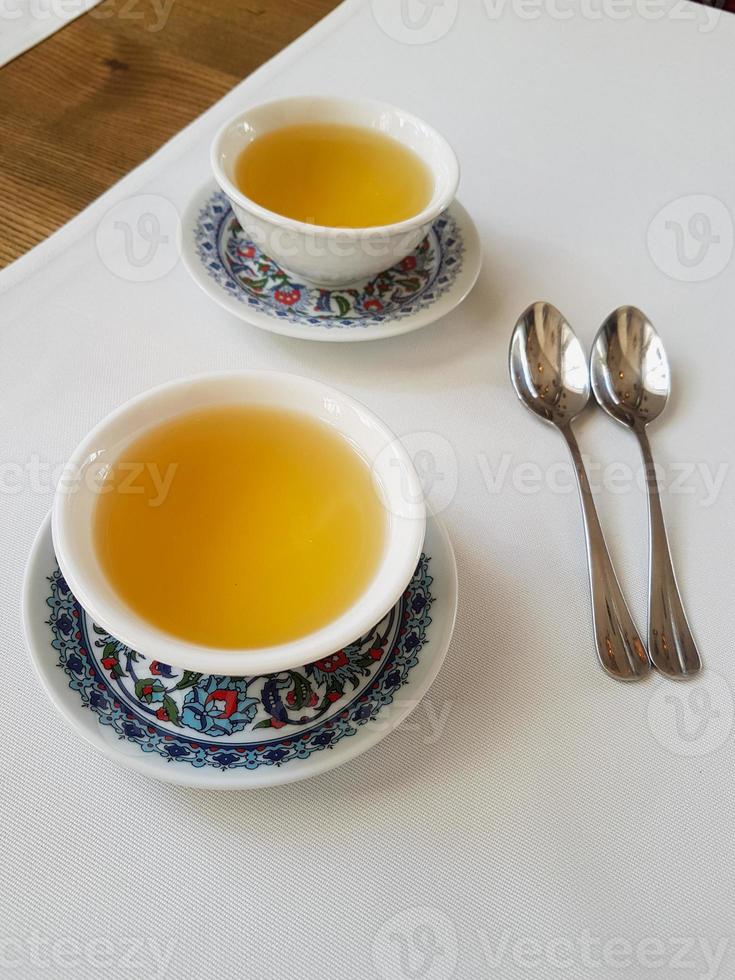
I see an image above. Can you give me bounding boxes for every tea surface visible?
[234,123,433,228]
[94,405,386,649]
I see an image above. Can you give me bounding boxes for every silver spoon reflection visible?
[590,306,701,678]
[510,301,649,681]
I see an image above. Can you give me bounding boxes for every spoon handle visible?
[637,429,702,677]
[561,425,650,680]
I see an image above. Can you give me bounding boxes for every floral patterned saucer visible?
[181,183,481,342]
[23,513,457,789]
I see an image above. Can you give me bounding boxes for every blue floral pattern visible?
[180,677,259,737]
[45,556,434,772]
[193,189,465,330]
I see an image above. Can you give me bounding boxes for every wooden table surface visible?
[0,0,339,267]
[2,0,731,268]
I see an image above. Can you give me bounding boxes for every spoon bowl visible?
[590,307,670,430]
[510,301,590,427]
[509,302,649,681]
[590,306,701,678]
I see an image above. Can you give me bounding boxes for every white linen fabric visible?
[1,1,735,977]
[0,0,101,69]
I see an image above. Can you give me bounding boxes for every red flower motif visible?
[271,718,286,729]
[155,707,168,721]
[286,691,296,705]
[309,692,318,707]
[205,689,238,719]
[369,648,383,661]
[400,255,417,272]
[363,299,383,312]
[101,656,117,670]
[141,684,153,696]
[315,650,348,673]
[274,288,301,306]
[327,691,341,703]
[238,244,256,259]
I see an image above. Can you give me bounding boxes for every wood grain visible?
[0,0,339,266]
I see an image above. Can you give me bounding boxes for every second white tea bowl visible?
[52,371,426,677]
[211,95,460,287]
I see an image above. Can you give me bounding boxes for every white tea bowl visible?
[210,95,460,287]
[52,371,427,676]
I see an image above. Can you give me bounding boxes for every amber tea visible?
[234,122,434,228]
[93,404,387,649]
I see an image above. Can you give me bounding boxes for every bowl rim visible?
[51,370,427,677]
[210,94,460,237]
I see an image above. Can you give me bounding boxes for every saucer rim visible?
[181,182,482,343]
[22,511,458,790]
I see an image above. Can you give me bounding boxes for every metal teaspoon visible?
[510,301,650,681]
[590,306,702,678]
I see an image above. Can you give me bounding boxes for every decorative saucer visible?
[181,183,481,342]
[23,514,457,789]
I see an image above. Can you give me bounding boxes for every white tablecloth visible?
[0,0,101,68]
[2,2,735,977]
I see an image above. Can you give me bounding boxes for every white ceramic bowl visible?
[211,95,460,287]
[52,372,427,676]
